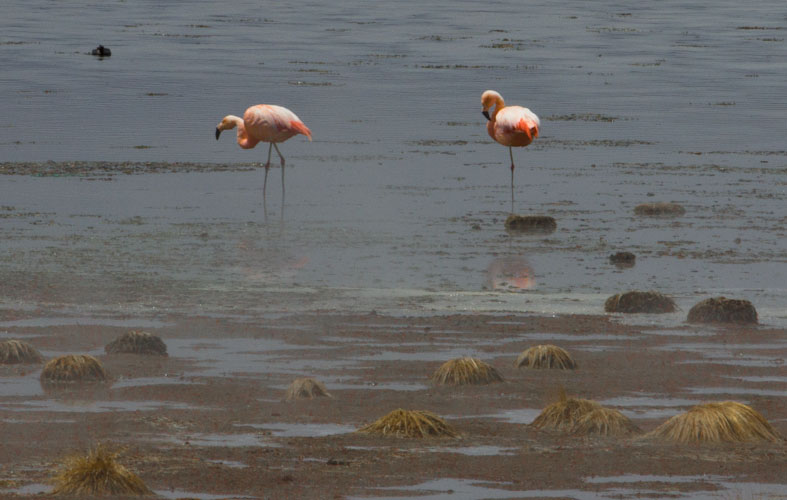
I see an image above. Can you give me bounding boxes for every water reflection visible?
[485,256,535,291]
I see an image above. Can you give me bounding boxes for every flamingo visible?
[215,104,312,200]
[481,90,540,213]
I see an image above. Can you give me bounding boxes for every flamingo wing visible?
[496,106,540,139]
[244,105,311,143]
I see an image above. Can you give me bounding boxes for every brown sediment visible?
[633,202,686,216]
[609,251,636,268]
[504,214,557,233]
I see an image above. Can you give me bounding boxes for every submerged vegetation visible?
[530,391,602,432]
[687,297,758,324]
[515,345,576,370]
[105,330,168,356]
[504,214,557,233]
[605,290,677,314]
[40,354,109,384]
[285,377,332,401]
[0,339,44,364]
[431,357,503,386]
[571,408,640,437]
[633,202,686,216]
[357,409,458,438]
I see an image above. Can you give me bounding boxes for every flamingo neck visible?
[226,116,257,149]
[491,96,505,120]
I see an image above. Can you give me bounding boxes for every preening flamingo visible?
[215,104,312,199]
[481,90,540,212]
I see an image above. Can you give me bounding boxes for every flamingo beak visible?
[215,127,221,140]
[482,110,490,121]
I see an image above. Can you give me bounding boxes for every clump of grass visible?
[105,330,167,356]
[0,339,44,364]
[357,409,458,438]
[609,251,635,268]
[515,345,576,370]
[504,214,557,233]
[530,390,602,432]
[687,297,757,325]
[285,377,332,401]
[633,202,685,216]
[644,401,782,444]
[604,290,676,313]
[40,354,109,384]
[571,408,640,436]
[51,444,152,496]
[431,357,503,386]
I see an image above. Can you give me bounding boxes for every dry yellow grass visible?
[40,354,109,384]
[515,344,576,370]
[285,377,332,401]
[105,330,168,356]
[644,401,782,444]
[51,444,152,496]
[604,290,676,314]
[687,297,758,325]
[431,357,503,386]
[571,408,640,437]
[530,390,602,432]
[357,409,458,438]
[0,339,44,364]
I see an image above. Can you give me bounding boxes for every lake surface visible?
[0,0,785,322]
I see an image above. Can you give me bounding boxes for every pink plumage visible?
[216,103,312,199]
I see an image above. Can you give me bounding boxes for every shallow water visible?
[0,0,785,324]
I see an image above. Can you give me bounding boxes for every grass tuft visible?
[51,444,152,496]
[571,407,640,436]
[515,345,576,370]
[431,357,503,386]
[105,330,168,356]
[357,409,458,438]
[531,390,602,432]
[687,297,757,325]
[285,377,332,401]
[0,339,44,364]
[604,290,676,313]
[40,354,109,384]
[644,401,782,444]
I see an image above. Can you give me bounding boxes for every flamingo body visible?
[487,105,539,148]
[215,104,311,201]
[481,90,540,212]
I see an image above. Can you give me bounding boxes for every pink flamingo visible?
[215,104,312,199]
[481,90,540,212]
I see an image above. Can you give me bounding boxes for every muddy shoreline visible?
[1,311,785,499]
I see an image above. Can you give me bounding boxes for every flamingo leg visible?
[273,143,285,199]
[509,146,515,213]
[263,142,273,200]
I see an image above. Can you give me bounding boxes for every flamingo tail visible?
[290,121,312,141]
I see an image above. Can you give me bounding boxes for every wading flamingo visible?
[481,90,540,213]
[215,104,312,200]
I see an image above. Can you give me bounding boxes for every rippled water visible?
[0,0,784,321]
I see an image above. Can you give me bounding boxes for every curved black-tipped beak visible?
[215,127,221,140]
[482,110,491,121]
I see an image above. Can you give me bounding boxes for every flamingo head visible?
[481,90,504,121]
[215,115,238,140]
